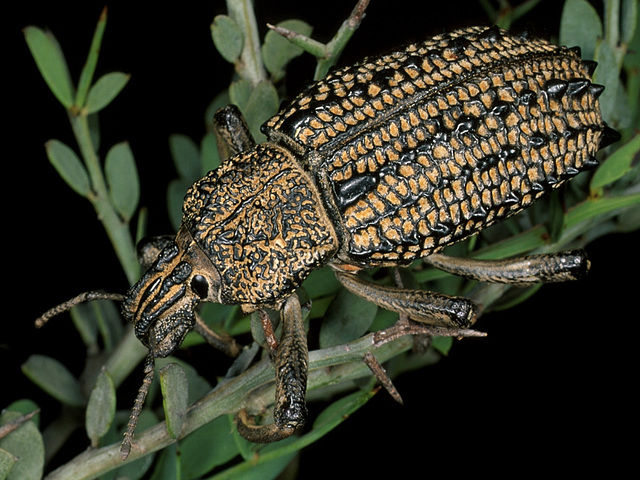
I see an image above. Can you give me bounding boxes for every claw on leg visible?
[235,294,309,443]
[235,409,297,443]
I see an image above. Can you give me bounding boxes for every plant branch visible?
[42,322,482,480]
[226,0,267,85]
[69,113,139,284]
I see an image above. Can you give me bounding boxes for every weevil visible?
[36,25,619,458]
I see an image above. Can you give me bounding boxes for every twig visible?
[41,321,454,479]
[0,409,41,440]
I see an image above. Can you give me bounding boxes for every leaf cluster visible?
[4,0,639,479]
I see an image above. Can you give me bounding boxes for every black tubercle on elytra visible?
[335,173,378,210]
[582,60,598,76]
[477,25,503,43]
[566,78,590,97]
[600,126,622,149]
[544,79,569,99]
[589,83,605,99]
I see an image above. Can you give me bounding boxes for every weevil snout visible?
[121,226,221,357]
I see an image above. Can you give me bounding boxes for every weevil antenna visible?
[120,350,156,460]
[35,291,124,328]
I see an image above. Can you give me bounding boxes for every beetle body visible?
[119,25,617,448]
[264,25,610,266]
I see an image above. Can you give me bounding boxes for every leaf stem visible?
[42,324,476,479]
[68,113,139,284]
[226,0,266,86]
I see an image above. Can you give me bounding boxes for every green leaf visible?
[21,355,85,407]
[262,19,313,82]
[76,7,108,109]
[104,141,139,221]
[211,15,244,64]
[2,401,40,426]
[0,448,16,480]
[565,193,640,229]
[243,81,279,142]
[69,301,99,353]
[621,0,638,44]
[319,287,378,348]
[23,26,74,108]
[167,177,192,231]
[45,139,91,197]
[159,363,189,439]
[431,336,453,355]
[0,411,44,480]
[201,131,221,176]
[85,72,130,114]
[108,410,157,479]
[169,134,201,182]
[155,357,212,404]
[591,133,640,192]
[149,443,180,480]
[215,389,376,480]
[228,79,252,111]
[301,267,342,300]
[179,415,239,478]
[593,39,620,124]
[559,0,603,59]
[547,189,566,242]
[86,369,116,445]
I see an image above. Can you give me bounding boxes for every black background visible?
[5,1,638,477]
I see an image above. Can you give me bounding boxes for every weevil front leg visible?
[236,293,309,442]
[213,105,256,160]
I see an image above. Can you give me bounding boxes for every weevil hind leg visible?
[424,249,590,285]
[236,294,309,443]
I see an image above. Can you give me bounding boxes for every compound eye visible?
[190,275,209,299]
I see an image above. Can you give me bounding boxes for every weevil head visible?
[121,226,221,358]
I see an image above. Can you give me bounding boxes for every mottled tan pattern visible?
[183,143,338,305]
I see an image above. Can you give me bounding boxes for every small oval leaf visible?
[104,141,139,221]
[160,363,189,439]
[319,288,378,348]
[0,411,44,480]
[0,447,16,479]
[85,72,130,114]
[211,15,244,63]
[21,355,85,407]
[262,19,313,82]
[591,133,640,192]
[86,369,116,445]
[23,26,74,108]
[180,415,239,477]
[228,79,252,112]
[559,0,603,60]
[169,134,201,182]
[46,139,91,197]
[244,81,279,142]
[167,178,192,231]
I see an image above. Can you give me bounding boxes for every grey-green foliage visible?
[16,1,640,479]
[0,402,44,480]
